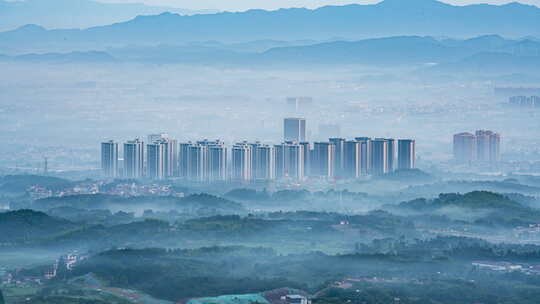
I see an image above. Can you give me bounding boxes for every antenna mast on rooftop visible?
[43,157,48,175]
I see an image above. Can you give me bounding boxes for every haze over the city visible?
[1,1,540,304]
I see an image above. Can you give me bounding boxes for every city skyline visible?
[101,134,417,181]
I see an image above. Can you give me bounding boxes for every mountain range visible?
[0,0,218,31]
[2,35,539,75]
[1,0,540,54]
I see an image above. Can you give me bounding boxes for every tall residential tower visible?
[397,139,416,170]
[284,118,306,142]
[124,139,144,178]
[101,140,119,177]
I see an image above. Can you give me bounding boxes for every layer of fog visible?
[1,62,539,172]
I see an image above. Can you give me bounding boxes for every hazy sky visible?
[96,0,540,10]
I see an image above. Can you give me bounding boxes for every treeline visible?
[224,188,369,202]
[62,237,540,301]
[393,191,540,227]
[68,246,306,301]
[355,235,540,261]
[315,277,540,304]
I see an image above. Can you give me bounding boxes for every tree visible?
[0,288,5,304]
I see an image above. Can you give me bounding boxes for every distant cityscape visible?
[508,95,540,108]
[453,130,501,164]
[101,118,416,181]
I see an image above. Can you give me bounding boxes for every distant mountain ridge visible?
[2,35,539,72]
[1,0,540,54]
[0,0,218,31]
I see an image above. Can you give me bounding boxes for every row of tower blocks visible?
[101,119,416,181]
[453,130,501,164]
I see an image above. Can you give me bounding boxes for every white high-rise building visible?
[329,138,345,177]
[254,145,274,180]
[312,142,335,178]
[476,130,500,163]
[274,142,305,181]
[454,131,500,164]
[355,137,371,175]
[453,132,476,164]
[370,138,389,175]
[207,144,228,181]
[147,142,165,180]
[162,139,178,178]
[343,140,361,179]
[101,140,119,178]
[232,144,252,181]
[178,142,192,178]
[299,142,311,177]
[187,145,207,182]
[284,118,306,142]
[124,139,144,178]
[397,139,416,170]
[182,140,227,182]
[149,138,178,178]
[385,138,396,172]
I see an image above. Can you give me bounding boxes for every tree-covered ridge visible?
[61,236,540,302]
[180,193,244,211]
[35,193,244,213]
[0,208,415,249]
[355,235,540,260]
[403,180,540,197]
[315,277,540,304]
[69,246,306,301]
[394,191,540,226]
[400,191,524,210]
[0,209,77,243]
[377,168,434,182]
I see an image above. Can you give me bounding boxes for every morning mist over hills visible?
[5,0,540,303]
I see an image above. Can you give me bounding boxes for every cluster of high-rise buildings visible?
[101,119,416,181]
[509,96,540,108]
[453,130,501,164]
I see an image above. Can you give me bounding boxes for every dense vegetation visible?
[60,237,540,302]
[68,247,306,301]
[4,175,540,304]
[0,209,77,244]
[394,191,540,226]
[34,193,244,214]
[315,278,540,304]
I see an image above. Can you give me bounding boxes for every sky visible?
[95,0,540,10]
